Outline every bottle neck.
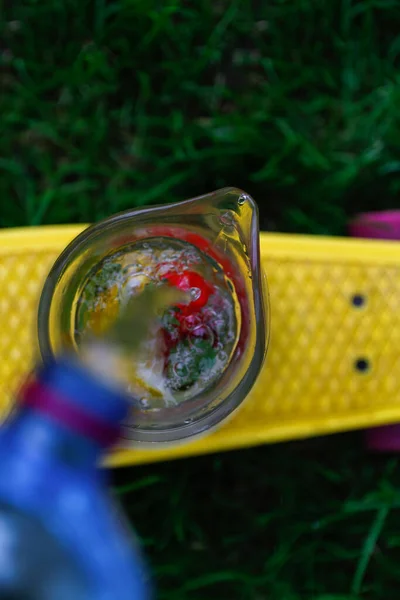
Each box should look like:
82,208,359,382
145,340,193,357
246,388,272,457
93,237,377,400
5,407,104,471
6,357,129,471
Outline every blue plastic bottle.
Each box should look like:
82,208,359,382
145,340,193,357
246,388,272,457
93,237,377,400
0,357,151,599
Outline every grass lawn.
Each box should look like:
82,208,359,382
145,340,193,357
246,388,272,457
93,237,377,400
114,436,400,600
2,0,400,597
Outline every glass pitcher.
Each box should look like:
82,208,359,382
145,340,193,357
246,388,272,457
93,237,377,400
38,187,269,444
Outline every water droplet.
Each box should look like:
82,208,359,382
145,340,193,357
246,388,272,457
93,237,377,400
139,398,150,408
218,351,228,361
184,418,193,424
238,194,248,206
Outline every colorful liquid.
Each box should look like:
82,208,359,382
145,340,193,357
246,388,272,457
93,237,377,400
75,238,240,409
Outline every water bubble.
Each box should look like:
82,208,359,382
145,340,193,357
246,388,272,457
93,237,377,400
183,250,197,264
157,264,171,277
238,194,248,206
189,325,215,349
213,318,225,332
190,287,201,301
203,307,218,321
139,398,150,408
173,362,188,377
122,263,137,274
122,273,153,298
220,212,235,229
183,314,202,331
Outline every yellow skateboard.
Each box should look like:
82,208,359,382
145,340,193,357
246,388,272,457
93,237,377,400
0,225,399,467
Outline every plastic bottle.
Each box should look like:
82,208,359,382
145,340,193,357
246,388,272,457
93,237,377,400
0,356,151,599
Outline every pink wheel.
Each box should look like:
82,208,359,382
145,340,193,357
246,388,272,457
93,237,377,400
349,211,400,452
349,210,400,240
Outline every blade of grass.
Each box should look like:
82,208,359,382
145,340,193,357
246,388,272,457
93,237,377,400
351,505,390,596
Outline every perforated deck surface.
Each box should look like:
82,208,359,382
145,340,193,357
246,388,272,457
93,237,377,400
0,226,399,467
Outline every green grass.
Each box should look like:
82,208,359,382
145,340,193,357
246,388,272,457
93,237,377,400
115,435,400,600
1,0,400,231
2,1,400,598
